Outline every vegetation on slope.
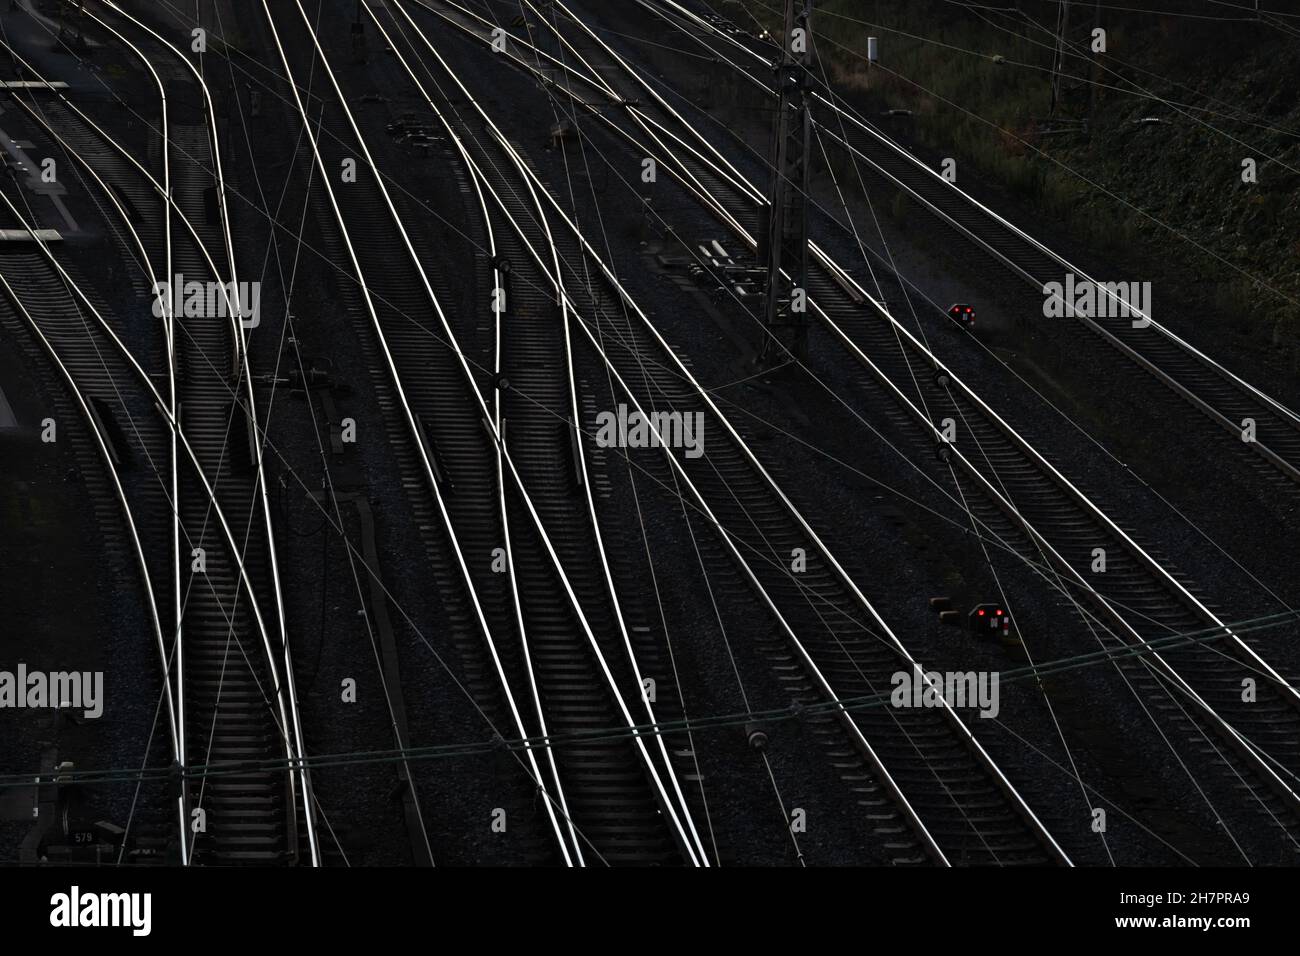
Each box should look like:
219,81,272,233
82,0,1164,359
735,0,1300,358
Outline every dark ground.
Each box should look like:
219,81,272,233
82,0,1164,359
0,0,1296,866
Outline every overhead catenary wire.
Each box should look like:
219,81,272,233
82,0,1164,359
12,0,1300,868
3,605,1295,792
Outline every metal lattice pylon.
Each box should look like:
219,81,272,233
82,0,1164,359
759,0,813,365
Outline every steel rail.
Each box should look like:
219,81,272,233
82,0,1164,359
0,20,308,862
426,0,1300,722
410,0,766,211
639,0,1300,484
279,0,704,864
257,0,575,867
95,0,320,866
0,267,186,859
9,21,443,863
0,26,196,858
262,0,704,865
487,208,587,866
532,3,1300,818
15,2,312,861
427,26,588,867
43,3,188,849
379,0,716,866
404,0,1072,865
520,0,1300,719
595,3,1300,715
0,188,315,858
428,7,1297,716
475,101,586,869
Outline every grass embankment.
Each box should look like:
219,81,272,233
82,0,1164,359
735,0,1300,358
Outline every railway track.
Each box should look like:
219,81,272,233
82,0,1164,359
100,0,317,865
413,0,1300,857
0,199,316,861
263,0,716,865
470,141,703,864
637,0,1300,489
2,0,1294,867
0,244,181,862
0,1,317,864
614,0,1300,839
394,0,1073,866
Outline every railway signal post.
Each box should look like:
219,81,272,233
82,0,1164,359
759,0,813,367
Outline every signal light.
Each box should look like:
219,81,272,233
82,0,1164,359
969,603,1009,639
948,303,976,327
